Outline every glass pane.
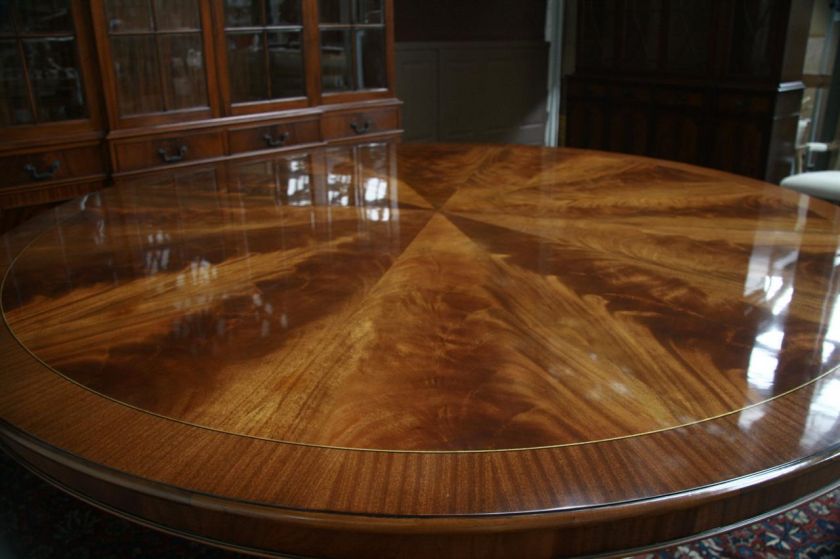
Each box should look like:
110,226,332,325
16,0,73,33
105,0,153,32
153,0,200,31
158,33,208,110
111,35,163,114
266,0,300,26
224,0,261,27
356,28,385,89
268,31,303,98
355,0,382,24
318,0,351,24
0,40,33,125
225,0,300,27
320,29,351,92
24,37,86,121
0,1,13,33
227,31,267,102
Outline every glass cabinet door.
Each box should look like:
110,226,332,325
222,0,306,105
0,0,88,126
103,0,209,117
318,0,386,93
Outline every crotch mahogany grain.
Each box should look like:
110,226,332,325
1,143,839,558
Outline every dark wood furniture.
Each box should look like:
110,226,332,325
0,0,107,213
565,0,813,184
0,0,400,230
2,142,839,558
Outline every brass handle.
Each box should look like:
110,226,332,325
263,132,289,147
157,145,188,163
24,160,60,181
350,120,372,134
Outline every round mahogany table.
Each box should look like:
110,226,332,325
1,143,839,558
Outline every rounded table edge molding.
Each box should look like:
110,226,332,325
3,424,839,558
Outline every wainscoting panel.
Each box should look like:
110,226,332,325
396,42,548,144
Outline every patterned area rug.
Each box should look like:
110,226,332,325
0,449,837,558
630,490,840,559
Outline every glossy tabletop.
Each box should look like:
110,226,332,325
1,143,839,558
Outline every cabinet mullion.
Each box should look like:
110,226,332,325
108,30,204,36
302,0,322,104
10,4,40,124
258,0,268,100
153,36,171,111
350,28,358,90
220,26,301,33
147,1,171,112
263,30,272,99
259,0,267,27
14,38,40,123
2,31,80,38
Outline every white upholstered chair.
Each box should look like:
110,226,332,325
781,171,840,202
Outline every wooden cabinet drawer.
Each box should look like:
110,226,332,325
0,145,105,189
228,118,320,155
112,130,224,173
322,107,399,140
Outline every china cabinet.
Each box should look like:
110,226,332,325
565,0,812,184
0,0,106,215
0,0,400,230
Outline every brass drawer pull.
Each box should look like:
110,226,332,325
263,132,289,147
157,145,188,164
350,120,372,134
23,160,60,181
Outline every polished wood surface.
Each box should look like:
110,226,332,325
1,143,839,558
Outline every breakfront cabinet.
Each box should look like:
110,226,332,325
0,0,106,214
565,0,812,183
0,0,400,228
